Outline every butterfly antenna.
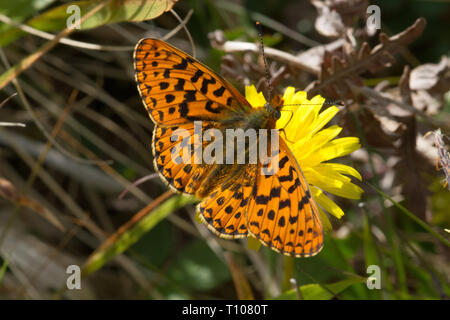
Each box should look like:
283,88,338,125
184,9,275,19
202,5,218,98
256,21,273,102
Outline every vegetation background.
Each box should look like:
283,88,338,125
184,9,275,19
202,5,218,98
0,0,449,299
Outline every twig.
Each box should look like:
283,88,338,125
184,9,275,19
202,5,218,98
118,173,160,200
210,35,319,75
215,1,320,47
0,122,25,127
170,9,196,58
0,13,133,51
0,92,17,109
289,278,303,300
163,9,194,42
0,9,194,52
351,84,450,131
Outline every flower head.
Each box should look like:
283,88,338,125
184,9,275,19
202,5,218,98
245,85,363,230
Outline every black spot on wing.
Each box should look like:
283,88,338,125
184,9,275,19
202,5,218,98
183,164,192,174
279,199,291,210
299,195,309,210
165,94,175,103
279,156,289,169
278,166,295,182
184,90,196,102
255,194,269,205
159,82,169,90
200,77,216,94
270,187,281,198
191,69,204,83
288,178,300,194
179,102,188,117
213,86,225,97
173,58,188,70
163,69,170,78
174,78,185,91
205,101,222,114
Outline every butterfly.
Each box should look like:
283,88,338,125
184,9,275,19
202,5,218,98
133,38,323,257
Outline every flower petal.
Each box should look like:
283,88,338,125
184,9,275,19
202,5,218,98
302,137,361,167
311,187,344,219
292,90,308,105
245,85,266,108
282,86,296,105
318,206,333,234
309,106,339,136
305,167,364,199
291,125,342,161
320,162,363,181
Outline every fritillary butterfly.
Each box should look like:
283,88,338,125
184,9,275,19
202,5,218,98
133,38,324,257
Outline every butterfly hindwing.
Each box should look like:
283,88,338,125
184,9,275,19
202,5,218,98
153,123,215,194
197,164,256,238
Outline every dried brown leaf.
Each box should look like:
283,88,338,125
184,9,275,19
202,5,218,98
314,5,345,38
392,117,432,219
342,108,398,149
307,18,427,99
312,0,369,31
410,56,449,91
409,56,450,114
425,130,450,190
296,38,346,72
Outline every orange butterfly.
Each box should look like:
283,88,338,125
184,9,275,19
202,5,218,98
133,38,323,257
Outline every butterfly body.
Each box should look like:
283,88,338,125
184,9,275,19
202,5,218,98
134,38,324,257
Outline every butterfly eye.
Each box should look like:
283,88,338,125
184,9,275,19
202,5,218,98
274,110,281,119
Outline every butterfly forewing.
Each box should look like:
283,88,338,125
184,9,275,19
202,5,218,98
134,38,250,126
153,123,216,194
246,139,324,257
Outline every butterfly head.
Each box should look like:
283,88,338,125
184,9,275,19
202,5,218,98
264,95,284,120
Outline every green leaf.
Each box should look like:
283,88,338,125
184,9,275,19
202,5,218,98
363,213,379,267
0,0,177,46
167,240,231,292
275,276,366,300
130,220,173,267
362,212,381,299
0,0,56,23
0,0,56,44
83,195,195,275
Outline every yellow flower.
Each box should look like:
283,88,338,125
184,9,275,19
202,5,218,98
245,85,363,231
